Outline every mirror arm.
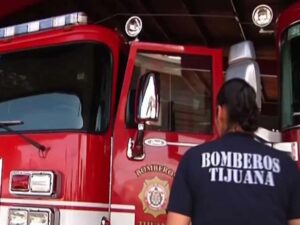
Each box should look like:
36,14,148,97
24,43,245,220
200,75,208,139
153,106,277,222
134,123,145,156
127,123,145,160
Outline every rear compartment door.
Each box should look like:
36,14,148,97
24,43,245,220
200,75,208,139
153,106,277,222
111,42,223,225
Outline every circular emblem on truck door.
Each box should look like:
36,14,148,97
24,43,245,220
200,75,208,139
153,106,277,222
144,138,167,147
138,176,170,218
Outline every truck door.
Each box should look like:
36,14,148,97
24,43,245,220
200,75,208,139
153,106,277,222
111,42,223,225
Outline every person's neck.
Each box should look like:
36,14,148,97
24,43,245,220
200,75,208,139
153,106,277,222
227,125,244,133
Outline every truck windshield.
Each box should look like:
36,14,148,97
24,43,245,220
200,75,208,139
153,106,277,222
0,43,112,132
281,23,300,129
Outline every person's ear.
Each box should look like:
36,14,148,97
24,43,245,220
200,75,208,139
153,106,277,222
216,105,222,133
216,105,228,136
216,105,224,122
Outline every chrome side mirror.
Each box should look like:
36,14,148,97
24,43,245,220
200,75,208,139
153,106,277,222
136,72,160,121
226,41,262,110
127,72,160,160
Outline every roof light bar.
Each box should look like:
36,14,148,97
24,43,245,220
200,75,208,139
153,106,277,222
0,12,87,39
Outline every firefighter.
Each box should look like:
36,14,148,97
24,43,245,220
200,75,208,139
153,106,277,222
167,78,300,225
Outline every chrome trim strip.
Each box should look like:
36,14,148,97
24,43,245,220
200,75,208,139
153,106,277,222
0,198,136,210
1,198,108,208
166,141,198,147
108,136,114,219
144,138,198,148
0,159,2,198
110,204,135,210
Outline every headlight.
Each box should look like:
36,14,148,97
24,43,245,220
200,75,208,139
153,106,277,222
8,208,53,225
8,209,28,225
30,174,52,193
29,211,50,225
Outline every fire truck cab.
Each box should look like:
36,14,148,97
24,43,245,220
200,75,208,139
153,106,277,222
0,2,299,224
277,1,300,167
0,13,224,225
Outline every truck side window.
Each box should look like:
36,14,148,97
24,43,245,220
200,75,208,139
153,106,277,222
0,43,112,133
126,52,213,134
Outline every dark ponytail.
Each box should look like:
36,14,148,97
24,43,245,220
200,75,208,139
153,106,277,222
217,79,259,132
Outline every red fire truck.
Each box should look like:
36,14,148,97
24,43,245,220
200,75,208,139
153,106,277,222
0,2,298,225
277,2,300,168
0,12,223,225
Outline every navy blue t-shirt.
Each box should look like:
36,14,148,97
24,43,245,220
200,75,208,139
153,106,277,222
168,132,300,225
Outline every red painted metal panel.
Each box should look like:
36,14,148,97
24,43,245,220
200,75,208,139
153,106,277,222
276,2,300,47
112,42,223,225
277,2,300,170
0,0,41,19
0,25,122,207
282,129,300,169
0,133,109,202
